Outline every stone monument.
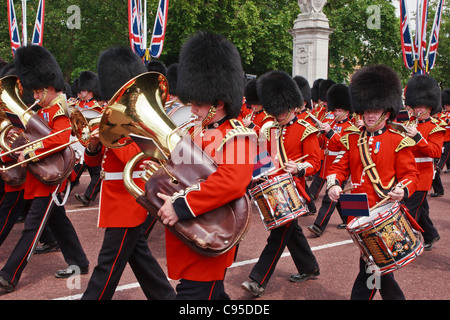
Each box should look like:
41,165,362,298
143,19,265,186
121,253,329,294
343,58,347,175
289,0,333,85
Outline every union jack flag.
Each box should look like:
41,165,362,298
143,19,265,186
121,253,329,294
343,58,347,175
400,0,415,69
7,0,21,57
416,0,429,71
150,0,169,59
426,0,444,71
128,0,146,59
31,0,45,46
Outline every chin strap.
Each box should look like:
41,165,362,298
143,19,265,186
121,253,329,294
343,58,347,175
191,104,218,139
363,111,386,130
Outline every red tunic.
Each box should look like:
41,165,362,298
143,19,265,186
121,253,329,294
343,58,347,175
327,126,419,207
84,143,147,228
167,119,256,281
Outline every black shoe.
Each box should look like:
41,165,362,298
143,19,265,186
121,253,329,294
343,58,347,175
337,223,347,229
424,235,440,251
430,192,444,197
307,224,322,237
74,194,90,206
35,241,60,254
241,280,265,297
55,266,89,278
0,275,15,293
289,268,320,283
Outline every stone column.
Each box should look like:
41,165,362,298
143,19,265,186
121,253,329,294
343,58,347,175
289,0,333,85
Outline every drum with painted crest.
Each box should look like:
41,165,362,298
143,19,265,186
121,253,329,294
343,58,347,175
346,201,424,275
249,173,307,231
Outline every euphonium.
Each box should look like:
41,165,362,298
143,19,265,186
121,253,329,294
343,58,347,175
99,72,251,256
0,76,75,185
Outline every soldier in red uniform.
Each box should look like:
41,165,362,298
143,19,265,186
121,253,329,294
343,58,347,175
241,70,320,297
80,47,175,300
431,89,450,196
0,45,89,293
403,75,445,251
154,32,256,300
327,64,419,300
308,84,359,236
73,71,103,207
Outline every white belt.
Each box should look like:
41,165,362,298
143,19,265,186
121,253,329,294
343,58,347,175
414,157,433,163
101,170,145,181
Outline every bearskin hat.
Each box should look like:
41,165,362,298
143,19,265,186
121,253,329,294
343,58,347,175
318,79,336,102
97,47,147,101
244,78,259,105
327,84,352,112
257,70,303,117
405,75,441,115
442,89,450,107
14,45,65,92
311,78,324,103
78,71,101,99
293,75,311,108
177,31,245,118
146,60,167,76
71,78,80,95
166,63,178,95
349,64,402,121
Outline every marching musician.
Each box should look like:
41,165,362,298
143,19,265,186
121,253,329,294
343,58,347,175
0,45,89,293
81,47,175,300
73,71,103,207
153,31,257,300
308,84,359,237
431,89,450,196
241,70,320,297
327,64,419,300
403,75,445,251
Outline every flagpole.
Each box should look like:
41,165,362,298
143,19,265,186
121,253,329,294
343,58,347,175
21,0,27,45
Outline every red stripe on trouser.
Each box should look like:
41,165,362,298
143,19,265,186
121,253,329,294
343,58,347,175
208,281,217,300
317,201,333,227
11,197,53,283
87,178,101,199
260,226,289,285
0,192,21,236
412,193,426,221
99,229,128,300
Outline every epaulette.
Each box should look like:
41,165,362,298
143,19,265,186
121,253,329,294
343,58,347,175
217,119,257,152
339,131,359,150
297,119,319,141
429,123,447,135
395,135,416,152
262,113,275,122
52,95,70,121
343,124,361,133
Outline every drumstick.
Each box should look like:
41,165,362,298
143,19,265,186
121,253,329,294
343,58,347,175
369,180,412,211
339,186,354,194
268,154,309,176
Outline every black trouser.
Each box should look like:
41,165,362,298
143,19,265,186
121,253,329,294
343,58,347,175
0,190,26,246
249,219,318,288
82,224,175,300
313,188,345,231
404,191,439,243
0,195,89,286
175,279,229,300
84,165,101,201
350,258,405,300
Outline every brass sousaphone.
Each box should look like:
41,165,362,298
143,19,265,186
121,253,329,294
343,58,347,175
0,76,75,185
99,72,252,256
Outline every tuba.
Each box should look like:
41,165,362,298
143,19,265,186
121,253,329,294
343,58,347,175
99,72,251,257
0,76,75,185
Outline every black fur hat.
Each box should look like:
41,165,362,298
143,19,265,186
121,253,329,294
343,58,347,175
177,31,245,118
14,45,65,92
97,47,147,101
327,84,352,112
349,64,402,121
244,78,259,105
318,79,336,102
166,63,178,95
293,75,311,109
442,89,450,106
405,75,441,115
257,70,303,117
146,60,167,76
311,78,324,102
78,70,101,99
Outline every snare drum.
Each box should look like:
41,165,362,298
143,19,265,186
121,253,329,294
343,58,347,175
346,201,423,275
249,173,307,231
